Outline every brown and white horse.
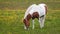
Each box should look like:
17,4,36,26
23,3,47,30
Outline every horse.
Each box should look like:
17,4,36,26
23,3,47,30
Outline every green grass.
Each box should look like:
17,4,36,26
0,9,60,34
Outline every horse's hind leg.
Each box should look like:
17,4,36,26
39,15,46,28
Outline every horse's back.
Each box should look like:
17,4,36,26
24,3,47,19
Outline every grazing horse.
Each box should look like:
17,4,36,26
23,3,47,30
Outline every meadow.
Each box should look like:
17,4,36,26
0,9,60,34
0,0,60,34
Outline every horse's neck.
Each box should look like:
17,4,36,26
24,14,31,21
26,14,31,21
24,4,37,19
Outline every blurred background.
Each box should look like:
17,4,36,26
0,0,60,10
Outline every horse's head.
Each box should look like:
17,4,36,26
23,14,31,30
23,19,30,29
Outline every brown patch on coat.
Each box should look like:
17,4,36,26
26,14,31,20
23,14,31,28
23,19,30,28
32,12,39,19
23,12,39,29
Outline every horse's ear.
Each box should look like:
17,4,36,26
23,19,26,23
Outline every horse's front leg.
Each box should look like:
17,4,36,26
24,25,27,29
32,19,35,29
39,15,46,28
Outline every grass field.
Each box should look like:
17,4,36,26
0,9,60,34
0,0,60,34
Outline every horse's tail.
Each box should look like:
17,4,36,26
44,5,48,14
